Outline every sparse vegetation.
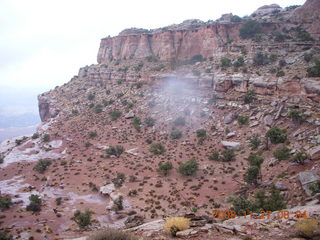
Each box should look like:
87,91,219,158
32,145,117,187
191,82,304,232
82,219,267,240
33,159,52,173
164,217,190,236
145,117,155,127
88,131,98,138
170,130,182,139
109,110,122,121
208,151,220,161
26,194,42,212
288,109,307,124
266,127,287,144
42,133,50,142
73,209,93,229
88,93,95,100
273,146,291,160
220,57,231,68
237,115,249,126
158,162,173,176
132,117,141,131
253,52,269,66
291,151,309,165
309,180,320,196
88,228,137,240
0,195,12,210
307,59,320,77
221,149,236,162
32,133,39,139
149,143,165,155
178,158,198,176
106,146,125,158
248,133,261,150
294,218,320,239
244,90,256,104
112,172,125,188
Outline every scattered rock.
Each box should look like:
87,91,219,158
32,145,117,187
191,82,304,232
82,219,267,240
125,111,135,119
226,132,236,138
224,113,235,124
125,214,145,228
264,115,274,126
221,141,241,151
176,229,198,237
99,183,115,195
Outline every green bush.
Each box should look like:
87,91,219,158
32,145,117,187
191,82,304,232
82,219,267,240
158,162,173,176
233,57,245,67
239,19,262,39
288,109,307,124
170,130,182,139
88,228,137,240
109,110,122,121
112,196,124,212
88,93,95,100
174,117,186,126
145,117,155,127
244,90,256,104
253,52,269,66
0,231,12,240
134,62,144,72
273,146,291,160
291,151,309,165
221,149,236,162
304,53,313,62
178,158,198,176
266,127,287,144
190,54,205,64
0,196,12,210
248,134,261,150
0,154,4,164
88,131,97,138
247,153,264,168
307,59,320,77
132,117,141,131
33,159,52,173
73,209,93,229
237,115,249,126
26,194,42,212
112,172,126,188
32,133,39,139
196,129,206,138
208,151,220,161
107,146,125,158
309,180,320,196
245,166,260,185
276,70,285,77
220,57,231,67
229,196,257,216
149,143,165,155
42,134,50,142
94,104,103,113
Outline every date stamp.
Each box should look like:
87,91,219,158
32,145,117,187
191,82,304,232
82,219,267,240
211,209,309,220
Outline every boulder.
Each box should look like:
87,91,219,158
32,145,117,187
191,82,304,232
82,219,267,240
125,214,145,228
263,115,274,126
224,113,235,124
298,171,320,196
253,4,282,16
221,141,241,151
99,183,115,195
176,229,198,237
307,145,320,160
125,111,135,119
226,132,236,139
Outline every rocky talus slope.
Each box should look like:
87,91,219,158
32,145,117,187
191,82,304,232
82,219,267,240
1,0,320,239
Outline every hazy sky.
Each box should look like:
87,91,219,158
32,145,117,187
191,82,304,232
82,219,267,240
0,0,306,93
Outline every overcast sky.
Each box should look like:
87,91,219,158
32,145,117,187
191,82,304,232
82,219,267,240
0,0,306,94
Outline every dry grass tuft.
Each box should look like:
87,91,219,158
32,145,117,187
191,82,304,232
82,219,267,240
164,216,190,236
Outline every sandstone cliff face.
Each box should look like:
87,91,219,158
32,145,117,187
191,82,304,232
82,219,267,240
97,23,242,63
38,94,59,122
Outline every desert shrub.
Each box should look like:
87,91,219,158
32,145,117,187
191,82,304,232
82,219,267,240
266,127,287,144
73,209,93,229
233,57,245,67
106,146,125,158
220,57,231,67
146,56,159,62
174,117,186,126
0,154,4,164
294,218,320,239
0,231,12,240
118,66,128,72
132,82,143,89
33,159,52,173
273,31,287,42
196,129,206,138
246,153,264,168
94,104,103,113
244,90,256,104
158,162,173,176
231,15,242,22
221,149,236,162
133,62,144,72
145,117,155,127
106,89,111,95
42,134,50,142
237,115,249,126
164,217,190,236
291,151,309,165
32,133,39,139
297,30,313,41
88,131,97,138
288,109,307,124
0,196,12,210
304,53,313,62
112,196,124,212
151,64,165,71
88,228,137,240
307,59,320,77
276,70,285,77
149,143,165,155
253,52,269,66
109,110,122,121
264,185,286,211
190,54,205,64
245,166,260,185
248,133,261,150
116,92,124,98
309,180,320,196
55,197,62,206
103,99,114,106
26,194,42,212
178,158,198,176
170,130,182,140
229,197,257,216
88,93,95,100
239,19,262,39
132,117,141,131
208,151,220,161
273,146,291,160
112,172,125,188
